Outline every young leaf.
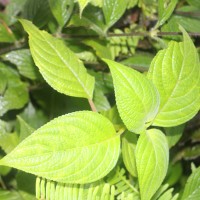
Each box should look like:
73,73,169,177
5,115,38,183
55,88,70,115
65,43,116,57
48,0,74,27
0,111,120,184
148,27,200,127
103,0,128,31
19,19,95,99
77,0,90,16
136,129,169,200
181,166,200,200
103,59,159,134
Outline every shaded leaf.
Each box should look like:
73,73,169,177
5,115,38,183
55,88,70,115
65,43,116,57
0,111,120,184
181,166,200,200
20,19,95,99
136,129,169,200
104,59,159,134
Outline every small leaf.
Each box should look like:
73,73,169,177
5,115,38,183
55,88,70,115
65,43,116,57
19,19,95,99
157,0,178,28
103,59,159,134
136,129,169,200
148,26,200,127
48,0,74,27
0,111,120,184
3,49,40,80
103,0,128,31
122,131,137,177
181,166,200,200
77,0,90,16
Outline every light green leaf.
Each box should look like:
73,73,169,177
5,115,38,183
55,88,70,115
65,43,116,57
3,49,40,80
0,23,15,43
0,111,120,184
157,0,178,28
122,131,137,177
148,27,200,127
48,0,74,27
181,166,200,200
103,0,128,31
136,129,169,200
0,189,22,200
103,59,159,134
19,19,95,99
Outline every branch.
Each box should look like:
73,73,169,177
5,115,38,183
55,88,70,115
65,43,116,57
88,99,97,112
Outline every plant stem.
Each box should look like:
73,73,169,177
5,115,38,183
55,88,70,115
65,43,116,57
0,176,6,189
88,99,97,112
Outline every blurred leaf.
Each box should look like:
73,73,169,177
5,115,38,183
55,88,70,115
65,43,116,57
186,0,200,8
22,0,52,28
148,27,200,127
0,111,120,184
104,59,159,134
0,63,29,117
77,0,90,16
3,49,40,80
122,131,137,177
165,124,185,148
103,0,127,31
0,156,10,176
48,0,74,27
120,53,154,70
181,166,200,200
127,0,138,9
0,23,15,43
184,144,200,160
136,129,169,200
157,0,178,28
83,40,112,59
93,88,110,111
0,189,22,200
20,19,95,99
17,116,34,142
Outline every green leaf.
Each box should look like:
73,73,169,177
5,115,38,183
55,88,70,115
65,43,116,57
77,0,91,16
48,0,74,27
0,63,29,117
103,59,159,134
0,189,22,200
165,124,185,148
148,27,200,127
0,23,15,43
157,0,178,28
3,49,40,80
122,131,137,177
22,0,52,28
0,111,120,184
181,166,200,200
19,19,95,99
103,0,127,31
136,129,169,200
186,0,200,8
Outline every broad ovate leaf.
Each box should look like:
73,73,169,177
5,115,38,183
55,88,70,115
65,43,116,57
0,111,120,184
136,129,169,200
148,27,200,127
181,166,200,200
103,59,159,134
19,19,94,99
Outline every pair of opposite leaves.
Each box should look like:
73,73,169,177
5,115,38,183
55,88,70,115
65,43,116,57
0,19,199,200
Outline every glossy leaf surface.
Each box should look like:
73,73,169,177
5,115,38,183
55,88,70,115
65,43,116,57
136,129,169,200
148,27,200,127
104,59,159,134
20,19,95,99
0,111,120,184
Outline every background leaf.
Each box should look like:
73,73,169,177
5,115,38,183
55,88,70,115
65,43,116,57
181,166,200,200
0,111,120,184
20,19,95,99
104,59,159,134
148,27,200,127
136,129,169,200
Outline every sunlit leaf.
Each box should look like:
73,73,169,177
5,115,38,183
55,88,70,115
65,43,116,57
19,19,95,99
136,129,169,200
148,26,200,127
104,59,159,134
0,111,120,184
